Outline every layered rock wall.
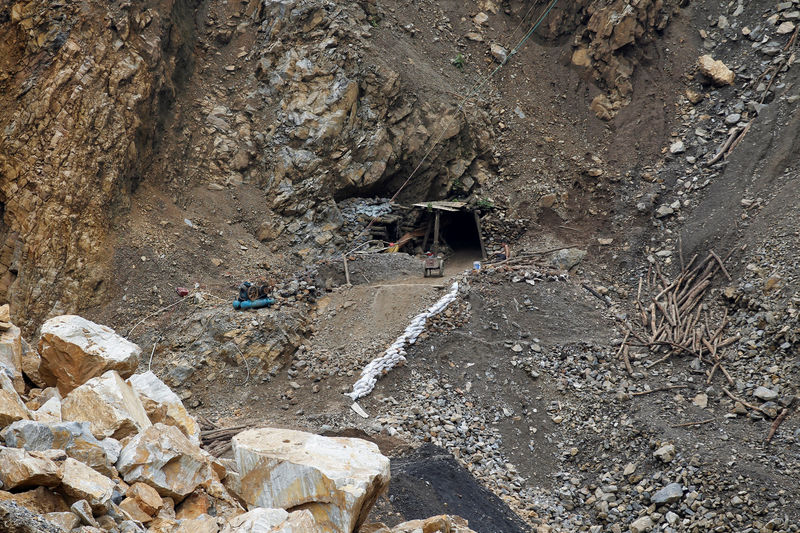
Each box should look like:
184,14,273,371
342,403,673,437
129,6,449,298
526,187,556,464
0,0,196,328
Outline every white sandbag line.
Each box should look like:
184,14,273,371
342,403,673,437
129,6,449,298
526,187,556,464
347,281,460,401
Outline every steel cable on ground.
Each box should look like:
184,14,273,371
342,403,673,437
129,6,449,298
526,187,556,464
342,0,561,255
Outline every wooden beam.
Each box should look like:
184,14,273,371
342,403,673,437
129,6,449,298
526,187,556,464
473,210,488,261
433,210,440,256
422,216,433,252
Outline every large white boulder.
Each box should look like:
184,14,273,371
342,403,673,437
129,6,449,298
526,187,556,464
232,428,390,532
61,370,151,439
116,423,214,501
38,315,141,393
220,508,321,533
127,371,200,444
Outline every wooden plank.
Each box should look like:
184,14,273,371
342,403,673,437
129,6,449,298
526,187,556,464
473,210,488,261
412,201,466,212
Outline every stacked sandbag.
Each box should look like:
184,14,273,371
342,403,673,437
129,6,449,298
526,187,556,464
348,281,460,400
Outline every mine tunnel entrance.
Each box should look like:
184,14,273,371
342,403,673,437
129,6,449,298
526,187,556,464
439,210,483,253
413,202,487,261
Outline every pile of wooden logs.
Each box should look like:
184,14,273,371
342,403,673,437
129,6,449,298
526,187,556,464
198,416,247,457
619,248,739,385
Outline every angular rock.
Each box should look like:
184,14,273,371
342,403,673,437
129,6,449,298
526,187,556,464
61,371,151,439
777,21,796,35
365,515,476,533
118,520,147,533
669,140,685,154
126,482,163,516
1,420,112,475
32,397,62,424
651,482,683,504
653,443,676,463
490,43,507,63
550,248,586,271
20,338,46,389
116,423,214,501
119,497,153,523
754,386,778,401
220,508,320,533
38,315,141,394
0,447,61,489
60,458,116,511
176,491,211,520
697,55,735,86
0,486,69,515
45,512,81,531
175,514,220,533
0,322,24,394
0,388,30,427
232,428,390,532
127,372,200,444
70,500,98,527
655,205,674,218
630,516,654,533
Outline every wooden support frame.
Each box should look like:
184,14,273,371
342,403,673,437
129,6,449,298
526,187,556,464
422,216,433,252
432,211,441,256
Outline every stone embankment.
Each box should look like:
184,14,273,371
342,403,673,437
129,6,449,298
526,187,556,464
0,306,473,533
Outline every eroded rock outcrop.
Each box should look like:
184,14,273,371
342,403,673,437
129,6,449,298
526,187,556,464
544,0,680,118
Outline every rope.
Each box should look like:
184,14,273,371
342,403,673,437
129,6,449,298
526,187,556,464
343,0,561,255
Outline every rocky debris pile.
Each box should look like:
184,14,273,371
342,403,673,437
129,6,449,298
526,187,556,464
337,198,395,242
556,0,681,118
511,335,800,532
622,0,800,412
0,311,479,533
637,0,800,226
479,211,529,254
370,368,536,524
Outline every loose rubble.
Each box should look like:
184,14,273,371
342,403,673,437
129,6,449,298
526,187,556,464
0,311,477,532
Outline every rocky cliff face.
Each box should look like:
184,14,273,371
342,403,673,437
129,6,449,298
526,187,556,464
1,0,498,327
252,0,495,210
0,0,196,329
534,0,679,117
